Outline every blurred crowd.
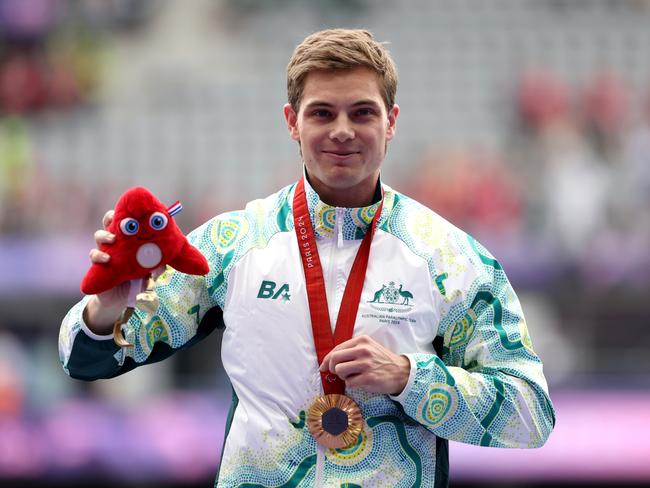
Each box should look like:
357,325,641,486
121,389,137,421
1,1,650,290
0,0,153,236
403,68,650,288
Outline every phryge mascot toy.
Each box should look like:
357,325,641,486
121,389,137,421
81,187,209,347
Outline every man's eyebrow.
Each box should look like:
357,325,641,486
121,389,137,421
303,99,382,108
303,101,334,109
351,99,382,107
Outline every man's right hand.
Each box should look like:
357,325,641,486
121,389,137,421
83,210,129,335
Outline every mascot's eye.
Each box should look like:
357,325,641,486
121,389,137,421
149,212,168,230
120,218,139,236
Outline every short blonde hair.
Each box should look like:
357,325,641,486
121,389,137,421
287,28,398,112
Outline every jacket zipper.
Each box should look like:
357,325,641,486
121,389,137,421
314,443,326,486
336,208,344,249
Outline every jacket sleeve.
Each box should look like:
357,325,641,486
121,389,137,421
59,221,223,380
392,235,555,448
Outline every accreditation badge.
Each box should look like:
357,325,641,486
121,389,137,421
307,393,363,449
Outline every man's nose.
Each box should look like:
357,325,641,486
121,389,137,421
329,115,355,142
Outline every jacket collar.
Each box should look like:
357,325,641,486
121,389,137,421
298,170,388,241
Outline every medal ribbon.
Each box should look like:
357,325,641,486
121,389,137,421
293,177,383,395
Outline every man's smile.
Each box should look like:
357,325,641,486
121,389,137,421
321,149,361,160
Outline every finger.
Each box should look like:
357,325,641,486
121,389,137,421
320,347,347,372
102,210,115,230
320,336,378,372
94,229,115,246
89,248,110,264
346,370,386,392
97,280,129,300
320,336,370,368
334,358,368,380
320,346,366,372
343,373,368,389
333,335,371,350
326,335,374,358
329,346,366,367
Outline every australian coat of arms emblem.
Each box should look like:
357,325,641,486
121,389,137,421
368,281,414,311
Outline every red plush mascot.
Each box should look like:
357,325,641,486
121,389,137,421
81,187,209,347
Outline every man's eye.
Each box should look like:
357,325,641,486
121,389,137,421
312,109,331,118
355,108,374,117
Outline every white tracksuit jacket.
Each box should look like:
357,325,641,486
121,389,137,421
60,178,555,487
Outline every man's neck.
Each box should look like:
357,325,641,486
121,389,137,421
304,173,382,208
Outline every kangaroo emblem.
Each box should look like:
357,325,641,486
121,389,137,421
369,284,386,303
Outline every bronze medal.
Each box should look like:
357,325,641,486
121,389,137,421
307,394,363,449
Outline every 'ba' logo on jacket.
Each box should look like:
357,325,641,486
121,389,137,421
257,280,291,302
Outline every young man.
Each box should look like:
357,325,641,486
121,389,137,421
60,29,555,487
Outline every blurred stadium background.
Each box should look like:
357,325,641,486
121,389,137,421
1,0,650,487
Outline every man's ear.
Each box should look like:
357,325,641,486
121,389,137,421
283,103,300,141
386,104,399,141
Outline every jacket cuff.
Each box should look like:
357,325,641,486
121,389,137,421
390,353,458,427
80,300,116,341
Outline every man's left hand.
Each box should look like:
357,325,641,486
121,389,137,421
320,335,410,396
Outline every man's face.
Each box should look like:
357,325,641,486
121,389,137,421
284,67,399,207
